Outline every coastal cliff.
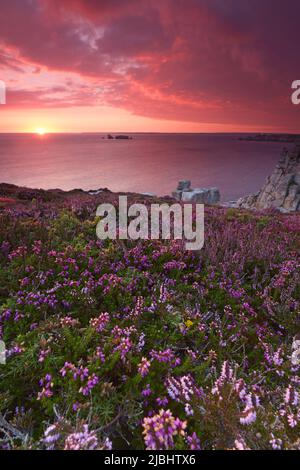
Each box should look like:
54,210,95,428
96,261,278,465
237,145,300,212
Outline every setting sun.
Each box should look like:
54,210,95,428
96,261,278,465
35,128,46,136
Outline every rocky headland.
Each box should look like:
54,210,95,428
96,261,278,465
237,145,300,212
238,133,300,143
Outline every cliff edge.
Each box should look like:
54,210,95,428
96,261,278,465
237,145,300,212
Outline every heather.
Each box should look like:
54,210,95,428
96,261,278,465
0,190,299,450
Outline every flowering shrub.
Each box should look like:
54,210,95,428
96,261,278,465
142,409,187,450
0,196,299,450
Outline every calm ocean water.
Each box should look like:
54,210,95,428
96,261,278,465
0,133,293,201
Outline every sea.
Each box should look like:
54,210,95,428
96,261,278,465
0,133,293,202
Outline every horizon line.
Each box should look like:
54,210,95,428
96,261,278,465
0,130,299,135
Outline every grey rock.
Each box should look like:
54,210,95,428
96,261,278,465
181,187,220,205
88,189,103,195
172,190,183,201
221,201,238,208
237,145,300,212
172,180,220,205
177,180,191,191
206,187,220,205
181,189,207,203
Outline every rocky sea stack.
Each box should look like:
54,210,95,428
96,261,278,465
237,145,300,212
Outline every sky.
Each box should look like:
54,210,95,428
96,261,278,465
0,0,299,133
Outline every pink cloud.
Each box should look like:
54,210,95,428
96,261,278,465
0,0,299,131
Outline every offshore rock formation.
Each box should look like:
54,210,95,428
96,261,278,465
172,180,220,205
237,145,300,212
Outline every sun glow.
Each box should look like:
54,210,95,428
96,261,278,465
35,128,47,136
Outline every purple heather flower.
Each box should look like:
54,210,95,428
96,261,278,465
37,374,54,400
234,438,249,450
142,384,152,397
240,405,257,426
156,397,169,406
64,425,98,450
43,423,61,450
184,403,194,416
79,373,99,396
6,344,24,358
138,357,151,377
114,336,132,362
284,385,299,406
89,312,110,332
38,348,51,363
187,432,201,450
60,316,79,328
95,347,105,362
142,409,187,450
270,435,282,450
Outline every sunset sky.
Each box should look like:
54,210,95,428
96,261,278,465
0,0,299,133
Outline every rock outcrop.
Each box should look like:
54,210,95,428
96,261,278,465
172,180,220,205
237,145,300,212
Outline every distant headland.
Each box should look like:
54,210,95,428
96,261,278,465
238,133,300,143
